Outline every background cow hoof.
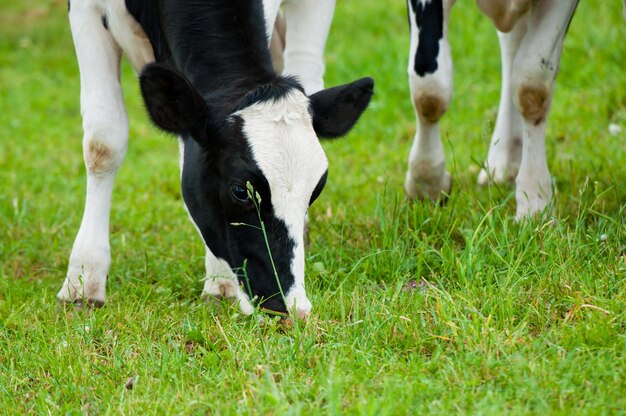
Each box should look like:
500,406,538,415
515,174,553,220
515,194,552,221
404,170,452,203
477,164,517,186
58,297,105,310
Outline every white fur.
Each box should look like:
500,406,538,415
98,0,155,72
59,0,134,304
263,0,335,94
61,0,253,312
201,248,255,316
510,0,578,219
236,91,328,318
477,22,526,186
478,0,577,218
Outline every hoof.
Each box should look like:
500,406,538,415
58,297,105,310
405,173,452,205
478,166,516,186
404,167,452,204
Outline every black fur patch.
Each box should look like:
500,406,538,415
409,0,443,76
236,76,304,111
125,0,275,96
308,77,374,139
101,15,108,30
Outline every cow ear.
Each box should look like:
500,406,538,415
309,77,374,139
139,64,209,135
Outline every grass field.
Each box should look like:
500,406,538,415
1,0,625,414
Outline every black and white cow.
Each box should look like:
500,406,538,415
405,0,579,219
263,1,592,219
58,0,374,318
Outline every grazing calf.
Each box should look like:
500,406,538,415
405,0,579,219
58,0,374,318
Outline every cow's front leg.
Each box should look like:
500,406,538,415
478,21,527,186
201,247,255,315
58,3,127,306
511,0,578,219
405,0,454,202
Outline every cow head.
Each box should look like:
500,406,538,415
139,64,373,317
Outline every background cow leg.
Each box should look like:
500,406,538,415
269,12,286,73
478,19,527,186
282,0,335,95
263,0,285,72
405,0,454,202
58,3,127,306
511,0,578,219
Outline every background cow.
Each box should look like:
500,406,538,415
405,0,579,219
265,0,597,219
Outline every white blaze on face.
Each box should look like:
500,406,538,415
236,90,328,317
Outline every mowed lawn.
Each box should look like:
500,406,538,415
1,0,625,414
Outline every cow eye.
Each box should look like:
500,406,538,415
231,184,249,202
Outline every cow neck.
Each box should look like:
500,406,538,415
159,0,276,102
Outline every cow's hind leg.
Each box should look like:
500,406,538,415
58,3,127,306
405,0,454,202
478,20,527,186
510,0,578,219
282,0,335,95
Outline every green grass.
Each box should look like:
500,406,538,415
1,1,625,414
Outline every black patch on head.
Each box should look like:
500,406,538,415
409,0,443,76
101,15,108,30
67,0,70,12
236,76,304,111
